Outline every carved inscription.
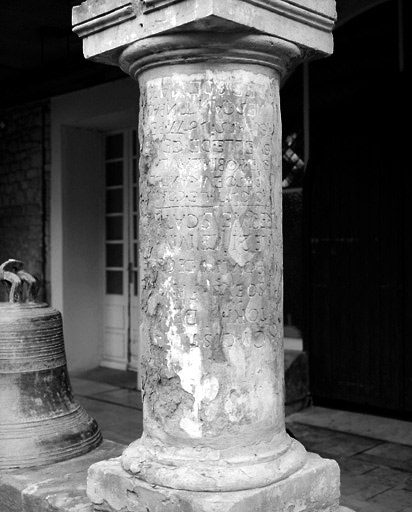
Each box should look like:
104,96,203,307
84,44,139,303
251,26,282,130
141,71,282,356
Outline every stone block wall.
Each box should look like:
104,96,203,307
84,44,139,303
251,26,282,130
0,101,51,302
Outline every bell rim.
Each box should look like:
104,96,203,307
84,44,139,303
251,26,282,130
0,406,103,470
0,301,53,310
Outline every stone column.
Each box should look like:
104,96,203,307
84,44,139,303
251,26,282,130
119,35,306,493
73,2,339,511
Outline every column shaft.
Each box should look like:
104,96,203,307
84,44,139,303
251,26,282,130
141,65,283,443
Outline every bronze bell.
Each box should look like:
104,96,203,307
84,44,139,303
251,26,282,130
0,259,102,469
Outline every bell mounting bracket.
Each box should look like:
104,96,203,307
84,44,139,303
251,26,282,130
0,259,39,303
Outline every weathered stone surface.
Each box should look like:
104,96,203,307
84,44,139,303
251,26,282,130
0,440,124,512
88,452,340,512
117,54,311,493
139,66,283,447
72,0,336,65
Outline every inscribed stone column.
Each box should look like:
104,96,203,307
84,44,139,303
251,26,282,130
72,2,339,511
120,35,309,492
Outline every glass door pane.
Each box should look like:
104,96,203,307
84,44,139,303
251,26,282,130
102,132,129,369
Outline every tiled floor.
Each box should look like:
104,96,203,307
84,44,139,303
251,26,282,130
72,368,143,445
71,367,412,512
287,409,412,511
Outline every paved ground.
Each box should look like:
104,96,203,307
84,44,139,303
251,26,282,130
287,409,412,512
71,367,412,512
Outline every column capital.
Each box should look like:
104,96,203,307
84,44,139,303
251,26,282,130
72,0,336,66
119,33,302,80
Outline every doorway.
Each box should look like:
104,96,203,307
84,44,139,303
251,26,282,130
305,74,411,417
102,129,140,373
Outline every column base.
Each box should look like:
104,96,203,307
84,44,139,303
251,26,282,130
121,432,308,492
87,452,340,512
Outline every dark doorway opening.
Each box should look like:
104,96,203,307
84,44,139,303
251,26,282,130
304,2,411,418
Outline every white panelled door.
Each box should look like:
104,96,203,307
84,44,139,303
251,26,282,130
102,130,140,377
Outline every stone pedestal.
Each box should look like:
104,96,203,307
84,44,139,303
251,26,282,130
88,453,339,512
72,1,338,511
0,440,124,512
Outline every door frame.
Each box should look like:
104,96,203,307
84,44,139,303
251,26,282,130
102,128,140,372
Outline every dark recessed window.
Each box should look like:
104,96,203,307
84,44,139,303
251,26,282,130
106,271,123,295
106,133,123,160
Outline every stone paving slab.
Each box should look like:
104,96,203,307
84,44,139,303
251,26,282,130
69,378,119,397
287,407,412,447
341,495,388,512
287,412,412,512
368,488,412,511
90,387,143,410
288,423,381,458
363,442,412,462
72,368,137,390
75,395,143,446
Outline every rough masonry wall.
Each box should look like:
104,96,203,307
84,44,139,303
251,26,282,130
0,101,50,301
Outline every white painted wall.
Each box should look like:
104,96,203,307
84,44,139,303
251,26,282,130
50,78,139,371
